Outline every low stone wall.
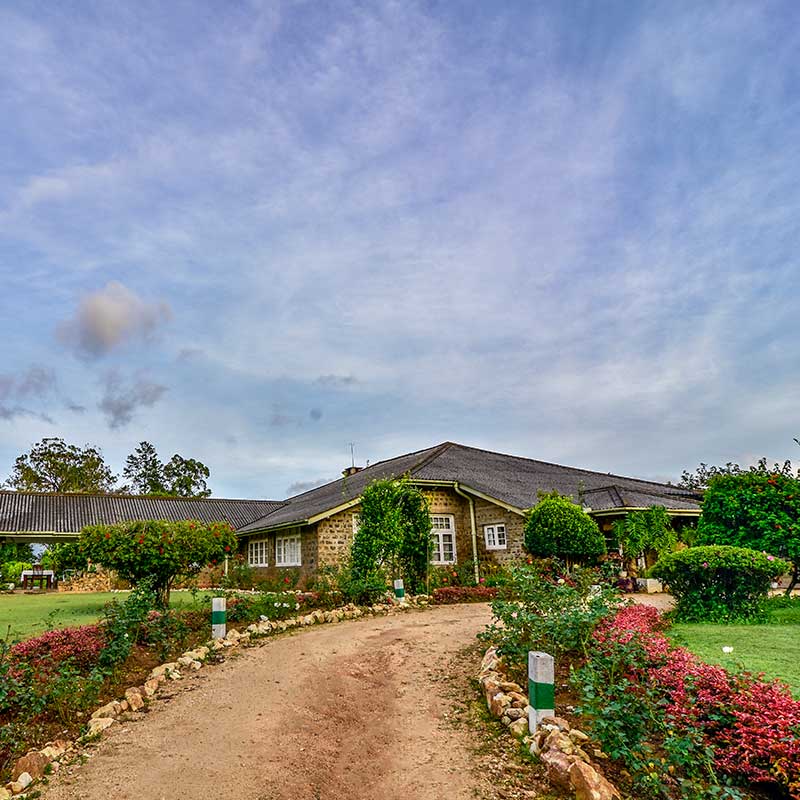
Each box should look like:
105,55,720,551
57,571,113,593
3,595,430,797
477,646,621,800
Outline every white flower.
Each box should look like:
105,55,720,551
295,603,300,610
722,646,734,654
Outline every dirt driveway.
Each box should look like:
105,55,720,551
42,604,496,800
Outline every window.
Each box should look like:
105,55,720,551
431,514,456,564
276,534,302,567
247,539,269,567
352,513,361,535
484,523,507,550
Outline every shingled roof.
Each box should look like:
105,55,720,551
237,442,700,533
0,491,283,535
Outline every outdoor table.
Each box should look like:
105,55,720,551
20,570,55,590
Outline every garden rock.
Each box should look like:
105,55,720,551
508,718,529,739
91,701,121,720
124,689,145,711
505,707,526,721
150,663,179,679
12,751,49,781
143,678,161,696
541,748,575,790
0,788,11,800
88,717,116,735
541,715,571,731
569,759,621,800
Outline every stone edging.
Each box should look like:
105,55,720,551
477,646,621,800
3,595,430,798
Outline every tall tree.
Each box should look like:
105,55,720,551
163,455,211,498
123,441,168,495
6,437,117,493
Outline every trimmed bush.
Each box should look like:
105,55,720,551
650,545,788,622
524,492,605,564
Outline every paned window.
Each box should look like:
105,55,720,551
275,535,302,567
483,523,507,550
352,513,361,535
431,514,456,564
247,539,269,567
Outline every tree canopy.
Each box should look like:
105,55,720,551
5,437,117,493
678,458,799,490
123,442,211,497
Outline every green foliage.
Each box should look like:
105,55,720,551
123,441,211,497
697,470,800,590
480,563,619,679
79,519,236,606
613,506,678,561
163,455,211,498
523,492,605,565
6,437,117,493
650,545,789,622
351,477,431,593
0,543,34,564
1,561,31,584
40,542,87,575
679,457,798,490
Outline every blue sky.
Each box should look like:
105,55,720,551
1,1,799,499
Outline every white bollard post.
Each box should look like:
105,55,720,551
212,596,227,639
393,578,406,603
528,651,555,734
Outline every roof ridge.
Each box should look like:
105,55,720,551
442,442,682,491
407,441,454,476
0,490,282,504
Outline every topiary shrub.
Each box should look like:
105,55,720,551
649,545,789,622
524,492,605,565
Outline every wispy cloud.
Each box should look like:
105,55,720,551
98,370,168,429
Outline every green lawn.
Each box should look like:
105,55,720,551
669,601,800,696
0,591,216,641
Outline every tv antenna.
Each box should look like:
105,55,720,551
348,442,356,468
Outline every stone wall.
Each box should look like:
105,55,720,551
473,497,526,563
317,508,360,567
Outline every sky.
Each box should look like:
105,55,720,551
1,0,799,500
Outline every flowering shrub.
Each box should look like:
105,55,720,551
80,519,238,607
585,604,800,798
650,545,789,621
431,586,498,604
10,624,105,671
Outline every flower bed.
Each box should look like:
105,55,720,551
590,604,800,798
431,585,498,604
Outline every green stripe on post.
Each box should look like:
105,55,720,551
529,679,555,710
211,610,226,625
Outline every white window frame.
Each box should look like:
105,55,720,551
352,513,361,535
483,523,507,551
247,538,269,567
431,514,456,564
275,534,302,567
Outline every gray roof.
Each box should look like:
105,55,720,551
0,491,283,534
237,442,700,533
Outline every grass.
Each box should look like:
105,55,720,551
669,598,800,696
0,590,216,641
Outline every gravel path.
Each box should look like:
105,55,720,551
42,604,494,800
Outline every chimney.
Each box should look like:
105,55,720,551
342,466,363,477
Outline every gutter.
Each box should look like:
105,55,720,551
453,482,480,584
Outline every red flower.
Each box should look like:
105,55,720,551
104,532,110,539
283,577,290,584
451,571,457,577
224,545,231,552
